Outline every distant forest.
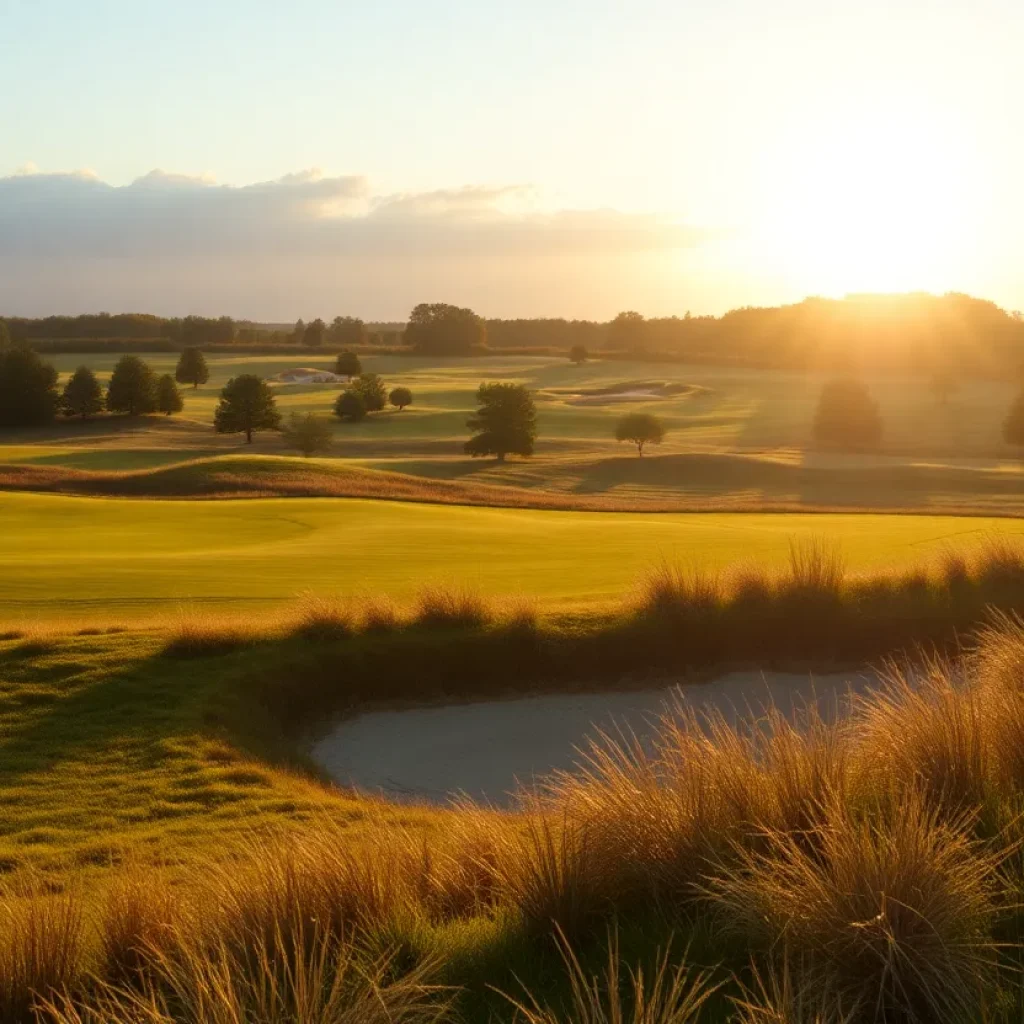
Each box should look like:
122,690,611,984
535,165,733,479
4,293,1023,374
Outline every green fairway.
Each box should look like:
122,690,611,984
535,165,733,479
2,491,1023,622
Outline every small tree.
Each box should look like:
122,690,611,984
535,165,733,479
1003,391,1024,447
350,372,387,412
615,412,665,456
156,374,184,416
214,374,280,443
569,344,588,365
465,382,536,462
106,355,157,416
389,386,413,411
812,377,883,449
335,350,362,379
335,389,367,422
281,412,334,457
0,346,60,427
304,318,326,347
61,366,103,420
175,347,209,389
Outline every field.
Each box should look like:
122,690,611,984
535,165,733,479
2,352,1024,518
6,349,1024,1021
3,492,1024,623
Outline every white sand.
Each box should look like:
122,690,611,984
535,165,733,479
310,669,880,807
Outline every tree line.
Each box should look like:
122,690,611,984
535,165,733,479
8,292,1024,374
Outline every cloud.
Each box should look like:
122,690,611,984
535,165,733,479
0,168,709,319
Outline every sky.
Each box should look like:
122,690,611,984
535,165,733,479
1,0,1023,321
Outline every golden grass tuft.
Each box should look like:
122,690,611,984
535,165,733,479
414,584,491,629
705,795,1000,1022
161,606,257,658
290,591,354,641
0,888,83,1023
502,927,720,1024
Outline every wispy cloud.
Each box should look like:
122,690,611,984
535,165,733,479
0,169,709,319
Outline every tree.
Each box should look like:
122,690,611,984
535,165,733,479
291,319,305,344
569,344,588,365
464,382,536,462
0,346,60,427
0,320,10,351
330,316,368,347
334,350,362,379
61,366,103,420
404,303,486,355
156,374,184,416
334,389,367,422
608,311,648,352
350,372,386,412
106,355,157,416
281,412,334,457
303,318,326,347
214,374,280,443
1003,391,1024,447
175,347,209,389
812,378,883,449
615,412,665,456
389,386,413,411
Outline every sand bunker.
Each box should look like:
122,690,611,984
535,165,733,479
545,381,707,406
310,668,879,806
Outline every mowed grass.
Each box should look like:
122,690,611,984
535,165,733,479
2,491,1024,622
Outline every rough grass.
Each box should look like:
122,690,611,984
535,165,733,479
9,618,1024,1020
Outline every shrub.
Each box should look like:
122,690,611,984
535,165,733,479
0,346,60,427
106,355,158,416
61,365,103,420
389,386,413,410
213,374,280,443
334,349,362,378
335,389,367,422
615,412,665,456
156,374,184,415
281,412,333,457
812,377,882,449
174,347,209,389
349,372,387,412
465,382,537,462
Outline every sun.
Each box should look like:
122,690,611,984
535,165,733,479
752,103,982,297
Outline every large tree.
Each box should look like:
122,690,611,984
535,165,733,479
303,318,326,347
329,317,368,347
812,377,883,449
175,347,209,389
281,412,334,457
0,346,60,427
156,374,184,415
615,412,665,456
404,303,486,355
607,311,649,352
106,355,158,416
349,372,387,412
334,350,362,379
334,389,367,422
61,365,103,420
464,382,536,462
214,374,280,443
